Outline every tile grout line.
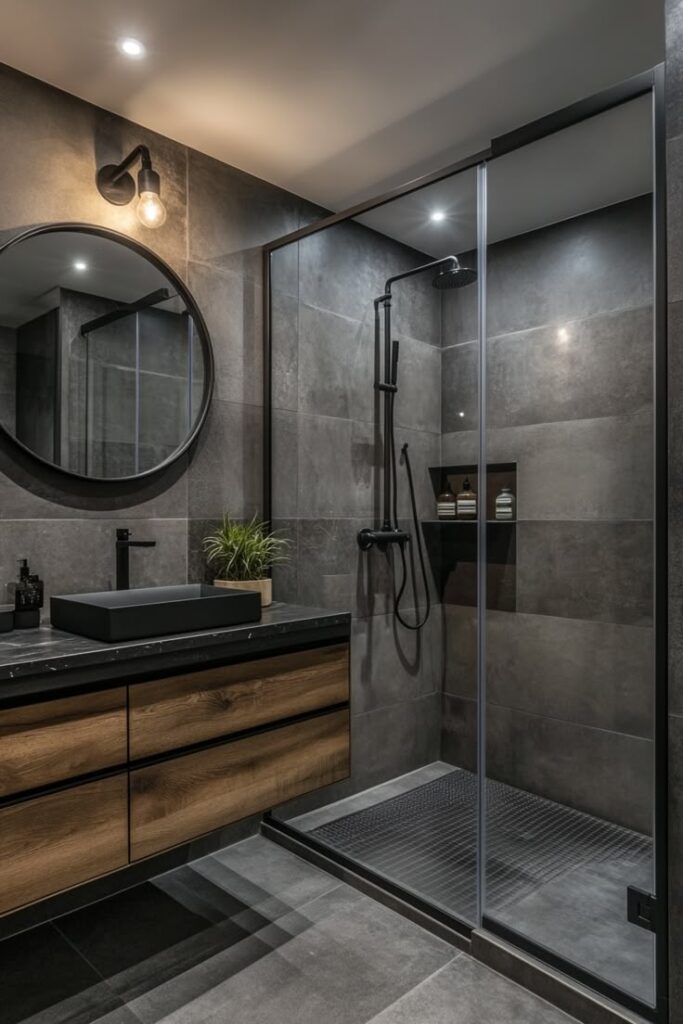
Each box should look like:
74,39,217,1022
358,953,464,1024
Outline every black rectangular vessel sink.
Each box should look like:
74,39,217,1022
50,584,262,643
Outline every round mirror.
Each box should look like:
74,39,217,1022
0,224,213,480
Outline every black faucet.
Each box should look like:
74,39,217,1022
115,528,156,590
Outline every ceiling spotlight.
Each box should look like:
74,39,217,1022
73,260,88,272
430,210,446,223
458,411,465,418
557,327,569,343
96,145,167,228
119,38,145,58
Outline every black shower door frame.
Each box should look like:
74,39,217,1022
261,64,668,1023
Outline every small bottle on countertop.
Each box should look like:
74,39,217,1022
13,559,43,629
495,486,516,521
456,478,477,520
437,481,457,519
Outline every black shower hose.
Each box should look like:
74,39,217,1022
388,391,431,630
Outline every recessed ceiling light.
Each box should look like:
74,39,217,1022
119,38,145,58
557,327,569,342
73,260,88,271
430,210,446,223
458,411,465,418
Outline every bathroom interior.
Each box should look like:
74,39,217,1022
0,4,679,1024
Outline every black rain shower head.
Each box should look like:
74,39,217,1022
432,261,477,289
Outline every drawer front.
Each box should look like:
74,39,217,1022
0,689,127,798
130,708,350,860
0,774,128,915
129,644,349,759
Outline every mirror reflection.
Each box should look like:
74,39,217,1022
0,228,209,479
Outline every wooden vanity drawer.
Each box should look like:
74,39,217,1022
0,688,127,798
130,708,350,860
129,644,349,759
0,774,128,915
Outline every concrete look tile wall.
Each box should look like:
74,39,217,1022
666,0,683,1015
270,217,444,805
0,62,314,609
441,196,655,834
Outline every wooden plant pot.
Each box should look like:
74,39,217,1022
213,578,272,607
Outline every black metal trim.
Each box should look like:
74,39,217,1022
263,811,473,939
79,287,171,335
263,247,272,533
491,68,655,157
652,60,669,1024
482,916,657,1022
0,222,215,483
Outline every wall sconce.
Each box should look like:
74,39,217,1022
96,145,167,228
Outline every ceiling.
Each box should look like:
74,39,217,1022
0,0,664,213
359,93,653,256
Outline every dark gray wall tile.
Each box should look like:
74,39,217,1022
487,704,653,833
188,400,262,519
443,305,652,434
668,135,683,304
517,520,653,626
297,415,374,518
352,610,442,714
394,335,441,434
272,409,298,519
271,290,299,412
187,148,299,273
187,261,262,407
352,694,441,791
487,610,653,738
441,694,477,772
298,305,374,422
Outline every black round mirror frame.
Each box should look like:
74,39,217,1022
0,222,215,484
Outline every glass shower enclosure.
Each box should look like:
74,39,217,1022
263,69,666,1022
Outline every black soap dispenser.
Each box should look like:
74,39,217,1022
13,559,43,629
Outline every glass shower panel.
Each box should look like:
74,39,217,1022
82,315,137,477
482,95,656,1007
269,165,483,927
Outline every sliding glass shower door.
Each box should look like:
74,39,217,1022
481,94,658,1010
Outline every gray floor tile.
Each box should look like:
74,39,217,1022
366,955,575,1023
129,885,455,1024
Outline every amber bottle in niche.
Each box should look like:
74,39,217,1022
437,481,457,519
456,478,477,520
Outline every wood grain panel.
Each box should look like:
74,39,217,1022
0,689,127,798
129,644,349,759
0,775,128,915
130,709,350,860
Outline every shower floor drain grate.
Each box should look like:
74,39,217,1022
309,769,652,921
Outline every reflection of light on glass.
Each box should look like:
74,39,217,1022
73,260,88,271
557,327,569,343
458,411,465,418
430,210,446,223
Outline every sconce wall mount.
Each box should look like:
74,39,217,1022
97,145,167,227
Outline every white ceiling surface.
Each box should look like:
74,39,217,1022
0,0,663,212
360,94,653,257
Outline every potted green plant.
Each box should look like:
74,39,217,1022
202,515,291,607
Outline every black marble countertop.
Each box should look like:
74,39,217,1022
0,602,351,707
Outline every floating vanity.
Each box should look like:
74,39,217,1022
0,603,350,918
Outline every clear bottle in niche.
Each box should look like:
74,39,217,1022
437,481,456,519
495,486,516,521
456,477,477,520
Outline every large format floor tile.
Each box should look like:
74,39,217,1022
0,834,585,1024
366,956,575,1024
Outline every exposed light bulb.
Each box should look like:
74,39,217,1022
557,327,569,343
119,38,145,58
137,191,167,228
430,210,446,223
73,259,88,271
